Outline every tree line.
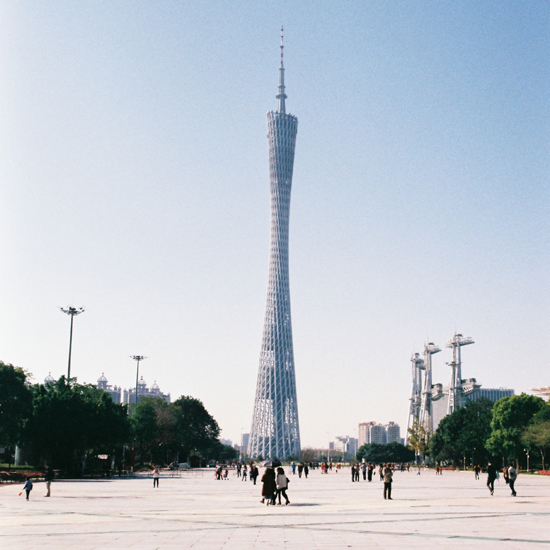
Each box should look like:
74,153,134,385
408,394,550,469
0,361,237,473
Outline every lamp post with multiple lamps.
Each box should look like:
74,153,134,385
59,306,85,379
130,355,147,406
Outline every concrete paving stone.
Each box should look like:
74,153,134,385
2,469,550,549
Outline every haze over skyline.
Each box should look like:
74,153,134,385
1,1,548,448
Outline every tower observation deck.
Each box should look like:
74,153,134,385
249,29,301,459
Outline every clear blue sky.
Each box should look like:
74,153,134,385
1,1,548,448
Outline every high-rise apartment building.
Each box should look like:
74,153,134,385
385,422,401,443
358,421,400,447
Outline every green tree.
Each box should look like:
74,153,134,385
131,397,176,465
522,421,550,470
430,399,493,465
521,404,550,470
170,396,220,460
210,442,239,462
407,420,430,460
23,376,130,472
357,442,414,463
131,398,160,464
486,394,545,461
0,362,33,460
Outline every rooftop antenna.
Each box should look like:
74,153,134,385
276,26,287,113
280,26,284,65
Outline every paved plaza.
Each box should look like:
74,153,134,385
1,468,549,549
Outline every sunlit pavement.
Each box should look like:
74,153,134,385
2,468,549,549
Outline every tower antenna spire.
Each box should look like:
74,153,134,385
276,26,287,113
280,26,284,67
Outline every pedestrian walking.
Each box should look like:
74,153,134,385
250,464,259,485
260,467,276,505
487,462,497,495
153,467,160,488
44,465,54,497
503,465,510,486
242,466,248,481
304,463,309,478
298,462,303,478
291,462,296,475
508,464,517,497
362,463,367,481
383,464,393,500
23,477,33,501
367,463,373,482
276,467,290,505
474,465,480,480
379,464,384,481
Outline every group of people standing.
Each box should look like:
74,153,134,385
292,461,309,478
235,462,260,484
350,462,395,499
351,462,376,482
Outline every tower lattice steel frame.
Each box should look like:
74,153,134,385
249,29,301,459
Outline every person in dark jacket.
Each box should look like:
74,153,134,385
487,462,497,495
23,477,33,501
260,467,276,505
250,463,259,485
383,464,393,500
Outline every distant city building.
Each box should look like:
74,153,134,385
241,433,250,454
124,376,171,405
44,373,55,383
385,422,401,444
432,381,514,431
329,441,335,450
369,424,387,445
333,435,358,456
358,422,397,446
96,373,122,403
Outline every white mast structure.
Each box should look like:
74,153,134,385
446,333,474,414
419,342,441,435
407,352,425,440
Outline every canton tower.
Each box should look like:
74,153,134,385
249,29,301,459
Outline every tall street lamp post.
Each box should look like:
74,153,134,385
130,356,147,406
59,306,85,378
